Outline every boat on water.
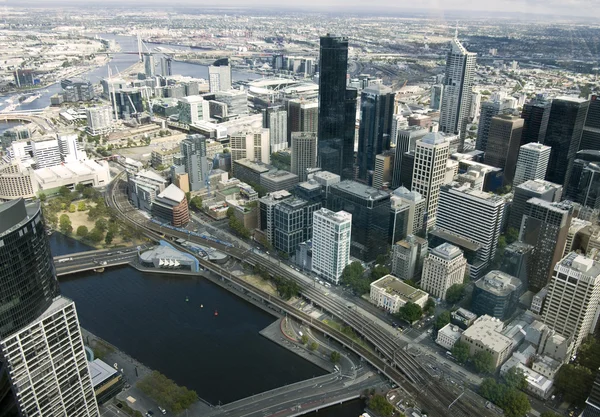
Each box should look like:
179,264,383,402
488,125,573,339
185,296,189,302
214,310,218,316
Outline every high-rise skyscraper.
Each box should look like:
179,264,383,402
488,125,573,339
392,126,428,189
475,101,500,152
160,56,172,77
286,98,318,145
483,113,524,185
436,182,505,279
513,142,551,187
439,37,476,149
565,154,600,210
520,198,573,292
229,129,271,164
357,85,395,184
521,96,551,146
411,132,450,230
373,151,395,189
389,186,426,244
291,132,317,182
430,84,443,111
391,235,428,281
508,179,563,231
144,53,155,77
263,106,288,153
421,243,468,300
208,58,232,93
317,34,356,179
312,208,352,284
541,253,600,352
0,198,99,417
580,95,600,151
544,96,590,187
180,134,209,192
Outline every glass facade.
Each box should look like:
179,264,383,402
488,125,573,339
0,199,58,339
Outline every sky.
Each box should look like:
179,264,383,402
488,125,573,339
3,0,599,19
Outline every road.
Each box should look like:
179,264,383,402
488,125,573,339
53,245,145,276
106,173,496,417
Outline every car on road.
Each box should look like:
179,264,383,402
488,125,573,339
158,406,167,415
146,411,154,417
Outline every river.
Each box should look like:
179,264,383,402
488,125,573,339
50,234,365,415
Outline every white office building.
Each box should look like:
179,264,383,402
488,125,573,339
436,182,505,279
541,253,600,352
421,243,467,300
411,132,450,230
436,323,464,350
208,58,232,93
369,274,429,314
291,131,317,182
31,137,61,169
86,106,113,136
229,128,271,164
178,95,211,125
312,208,352,284
59,134,87,163
513,142,551,187
264,107,288,153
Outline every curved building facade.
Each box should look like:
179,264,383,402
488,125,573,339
0,198,58,339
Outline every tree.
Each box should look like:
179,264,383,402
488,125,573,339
368,395,394,417
77,201,86,211
300,335,309,345
76,225,88,237
576,336,600,372
423,298,436,316
554,364,594,405
340,262,370,295
506,227,519,244
190,196,203,211
434,310,451,330
445,283,465,304
38,192,46,202
95,218,108,232
451,341,470,364
479,378,531,417
59,214,72,235
541,412,560,417
185,192,191,204
376,253,388,265
58,186,72,199
370,264,390,281
105,230,114,245
308,342,318,351
68,203,76,213
75,183,85,193
503,367,527,390
87,227,104,243
473,350,495,375
396,302,423,324
330,351,341,364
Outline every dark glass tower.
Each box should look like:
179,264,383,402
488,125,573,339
543,97,589,187
520,96,551,146
357,85,394,184
317,34,355,179
0,199,58,338
581,95,600,151
565,151,600,209
475,100,500,152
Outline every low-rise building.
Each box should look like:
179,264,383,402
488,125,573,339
460,315,513,369
139,243,200,272
471,271,522,320
451,308,478,329
151,148,179,169
436,323,463,350
151,184,189,227
369,274,429,314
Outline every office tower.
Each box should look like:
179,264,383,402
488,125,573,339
508,179,563,231
566,154,600,209
31,137,61,169
114,89,143,119
430,84,443,110
390,114,406,146
411,133,450,230
581,95,600,151
398,151,415,191
357,85,395,183
180,134,209,192
263,106,288,153
286,98,318,145
86,106,113,136
208,58,232,92
470,92,481,122
178,96,210,125
521,96,551,146
144,53,155,77
258,190,292,244
513,143,551,187
544,97,590,187
151,184,190,227
389,186,426,242
373,151,395,189
327,180,390,262
0,199,99,417
520,198,573,292
391,234,428,280
317,34,356,179
392,126,428,189
439,37,476,149
541,253,600,352
484,113,524,185
500,241,534,290
160,57,172,77
421,243,467,300
58,133,86,164
436,182,505,279
475,101,501,152
291,132,317,182
312,208,352,284
229,128,271,164
273,197,320,255
471,270,522,320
